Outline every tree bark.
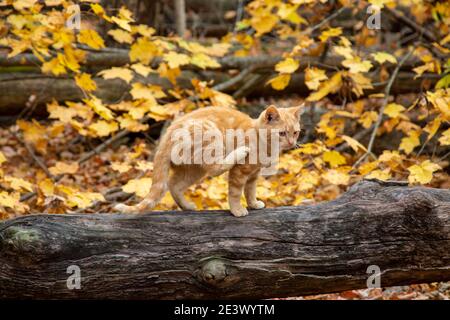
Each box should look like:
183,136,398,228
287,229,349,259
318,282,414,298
0,180,449,299
174,0,187,37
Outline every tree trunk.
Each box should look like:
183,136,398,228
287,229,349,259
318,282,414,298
0,180,449,299
174,0,187,37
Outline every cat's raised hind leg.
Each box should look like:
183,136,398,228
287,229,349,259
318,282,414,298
208,146,249,176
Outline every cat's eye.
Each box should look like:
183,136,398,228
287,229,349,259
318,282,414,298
279,131,287,136
294,131,300,135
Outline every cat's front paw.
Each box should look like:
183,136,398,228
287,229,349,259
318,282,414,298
230,207,248,217
180,202,196,211
114,203,137,214
249,200,265,209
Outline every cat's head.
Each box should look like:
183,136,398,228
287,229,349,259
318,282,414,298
257,104,303,150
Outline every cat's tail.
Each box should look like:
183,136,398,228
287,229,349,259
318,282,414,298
114,135,172,213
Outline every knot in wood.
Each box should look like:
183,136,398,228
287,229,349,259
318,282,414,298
198,258,234,288
401,191,435,215
1,226,41,252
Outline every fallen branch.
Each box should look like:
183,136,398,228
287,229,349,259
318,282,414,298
0,69,439,114
354,49,414,167
1,180,449,299
385,7,438,43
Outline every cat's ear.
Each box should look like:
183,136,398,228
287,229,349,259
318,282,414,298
264,105,280,123
291,103,304,120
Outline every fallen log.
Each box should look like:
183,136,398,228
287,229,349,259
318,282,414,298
0,69,439,115
0,50,422,71
0,180,449,299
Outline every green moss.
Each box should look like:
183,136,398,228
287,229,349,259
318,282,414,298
3,226,41,246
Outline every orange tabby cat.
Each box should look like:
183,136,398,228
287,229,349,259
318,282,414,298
114,104,302,217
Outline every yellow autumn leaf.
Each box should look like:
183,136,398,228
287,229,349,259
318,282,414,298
275,58,299,74
163,52,190,69
358,161,379,175
64,190,105,209
98,67,134,83
295,142,326,155
49,161,79,175
365,168,392,181
358,111,378,128
60,46,85,73
407,160,441,184
107,29,133,44
47,100,78,123
130,83,159,102
111,161,132,173
75,73,97,92
132,24,156,37
41,55,66,75
368,0,392,9
424,117,441,142
267,74,291,90
348,72,373,97
118,115,149,132
17,119,48,154
296,170,320,191
157,62,180,85
342,135,367,152
371,52,397,64
426,89,450,119
89,120,119,137
334,45,354,59
305,67,328,90
399,130,421,154
130,63,153,77
378,150,403,166
38,178,54,197
210,90,236,108
323,150,346,168
190,53,220,69
13,0,37,10
342,56,373,73
383,103,405,118
0,191,28,212
129,37,158,64
319,27,342,42
146,85,167,99
77,29,105,50
322,169,350,185
251,13,278,36
84,96,114,120
122,177,153,198
90,3,109,19
0,151,6,165
307,72,342,101
135,160,153,172
4,176,33,192
439,128,450,146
